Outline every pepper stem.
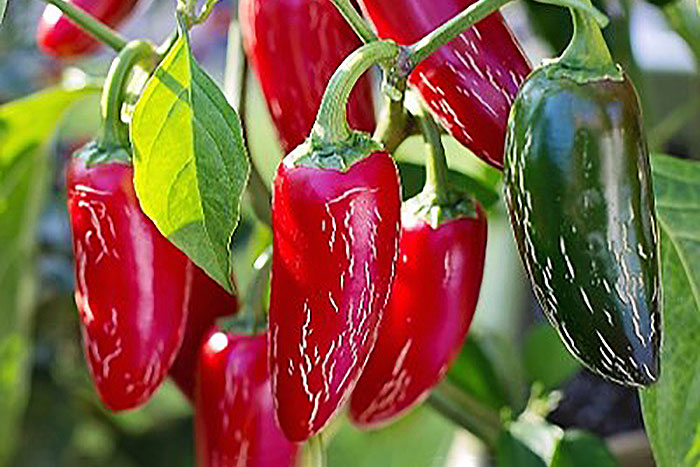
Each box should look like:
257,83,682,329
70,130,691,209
98,40,157,150
330,0,377,44
44,0,128,52
311,40,401,145
559,0,616,71
302,434,327,467
417,108,451,205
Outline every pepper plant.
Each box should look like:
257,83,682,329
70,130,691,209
0,0,698,465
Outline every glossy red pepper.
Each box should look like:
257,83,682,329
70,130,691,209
358,0,531,169
350,201,487,427
37,0,139,58
269,151,401,441
239,0,376,153
195,329,300,467
168,272,238,401
66,156,190,411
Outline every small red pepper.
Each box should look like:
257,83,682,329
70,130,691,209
358,0,531,169
269,151,401,441
195,328,300,467
239,0,376,153
168,272,238,402
349,200,487,427
66,156,190,410
36,0,139,58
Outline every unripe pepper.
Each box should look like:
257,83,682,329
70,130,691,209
350,195,487,427
67,156,191,410
503,8,661,386
195,329,299,467
37,0,139,58
357,0,531,169
239,0,376,153
168,272,238,401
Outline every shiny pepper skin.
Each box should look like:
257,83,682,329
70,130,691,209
269,151,401,441
66,156,191,410
239,0,376,153
358,0,531,169
195,329,299,467
504,66,661,386
169,273,238,401
350,202,487,427
37,0,139,58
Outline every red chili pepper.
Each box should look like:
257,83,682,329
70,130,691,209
195,328,300,467
66,156,190,411
239,0,376,153
168,272,238,402
349,202,487,427
357,0,531,169
269,151,401,441
36,0,139,58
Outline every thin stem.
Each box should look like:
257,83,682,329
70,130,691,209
406,0,608,72
224,20,272,226
648,93,700,151
427,379,503,451
373,78,411,153
330,0,377,44
246,249,272,334
98,40,157,149
302,434,326,467
45,0,128,52
417,107,450,204
312,40,401,144
407,0,510,69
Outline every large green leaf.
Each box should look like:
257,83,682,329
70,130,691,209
327,407,455,467
550,430,618,467
0,85,95,464
641,155,700,467
131,30,249,294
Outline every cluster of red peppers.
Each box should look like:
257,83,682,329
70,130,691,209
43,0,662,463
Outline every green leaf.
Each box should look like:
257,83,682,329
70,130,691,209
640,155,700,467
446,331,511,411
497,430,547,467
327,407,455,467
131,31,249,293
0,85,95,464
506,414,563,465
550,430,618,467
523,324,581,390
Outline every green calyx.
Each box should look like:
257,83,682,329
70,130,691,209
288,130,383,171
405,188,479,230
90,40,157,165
547,0,624,83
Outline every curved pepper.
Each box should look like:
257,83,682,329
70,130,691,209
66,156,191,410
37,0,139,58
350,196,487,427
358,0,531,169
239,0,376,153
195,329,299,467
169,272,238,401
269,150,401,441
503,9,661,386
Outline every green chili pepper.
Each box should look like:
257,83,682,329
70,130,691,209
504,4,661,387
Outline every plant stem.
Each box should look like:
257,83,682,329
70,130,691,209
303,434,327,467
224,19,272,227
417,107,450,204
331,0,377,44
99,41,156,149
45,0,127,52
373,79,409,153
427,379,503,451
558,0,614,71
312,40,401,144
